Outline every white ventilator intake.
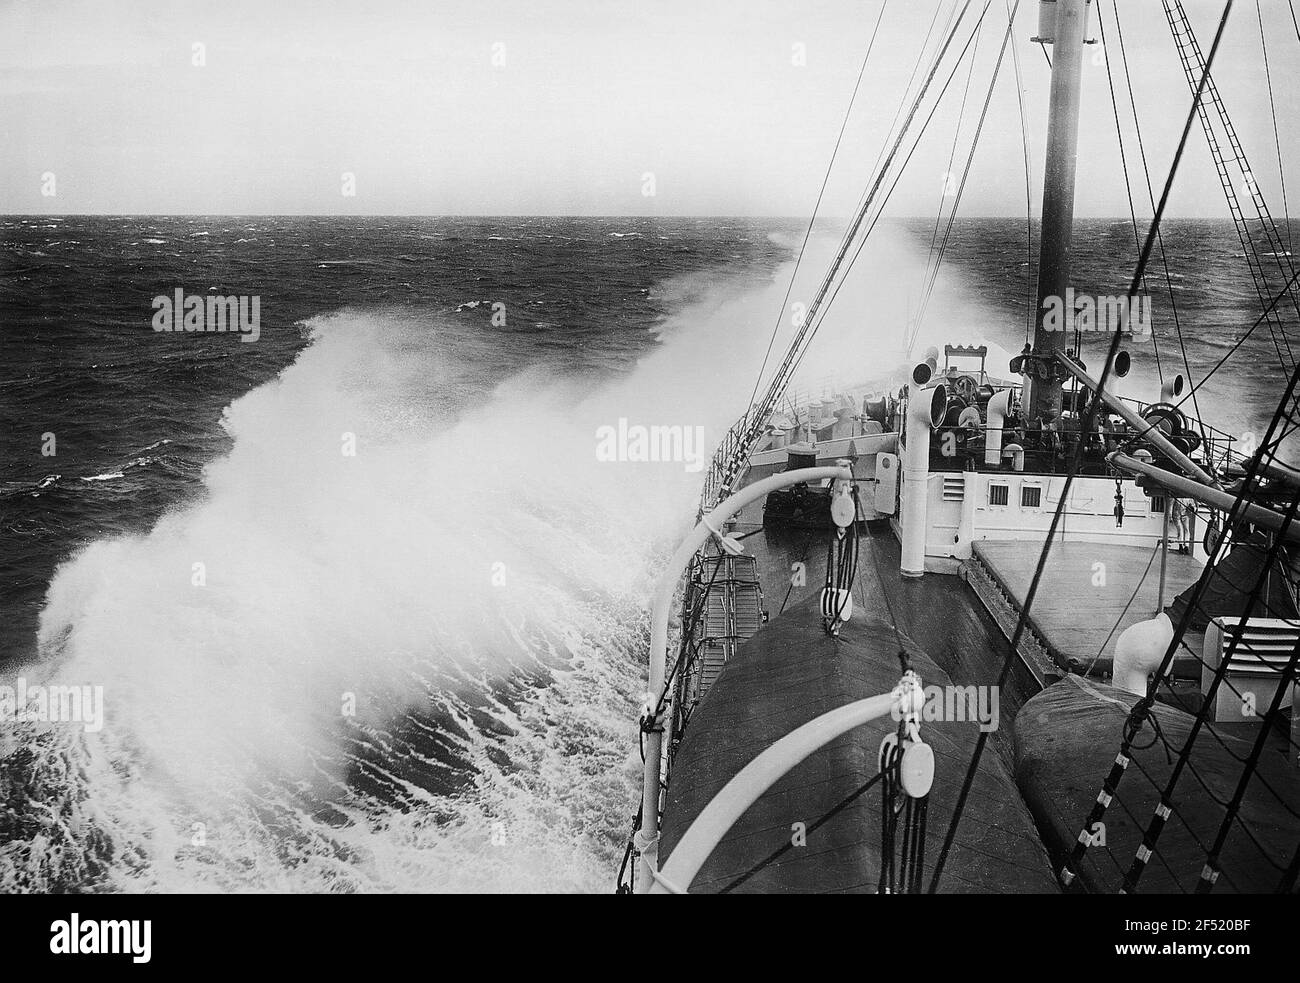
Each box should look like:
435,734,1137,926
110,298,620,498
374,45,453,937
1112,612,1174,696
1160,374,1185,405
901,364,947,578
984,388,1012,466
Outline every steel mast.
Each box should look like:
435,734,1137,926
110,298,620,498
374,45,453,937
1028,0,1091,425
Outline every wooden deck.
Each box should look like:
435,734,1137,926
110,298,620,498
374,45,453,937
968,541,1204,679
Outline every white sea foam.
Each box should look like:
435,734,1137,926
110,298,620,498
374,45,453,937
4,227,942,892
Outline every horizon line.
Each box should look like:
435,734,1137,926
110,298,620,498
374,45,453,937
2,212,1265,221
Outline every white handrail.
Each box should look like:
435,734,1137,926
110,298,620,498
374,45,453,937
650,693,897,894
636,464,854,892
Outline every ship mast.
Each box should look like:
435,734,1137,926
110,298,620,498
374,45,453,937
1028,0,1091,425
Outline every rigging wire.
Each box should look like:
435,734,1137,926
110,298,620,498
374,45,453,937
745,0,981,438
716,772,884,893
1081,541,1159,679
909,2,1020,357
802,4,995,373
1257,0,1294,258
1162,0,1297,375
1126,474,1300,893
919,19,983,308
741,0,892,435
848,0,962,255
928,0,1236,894
1007,0,1035,347
1179,263,1300,406
1096,2,1164,385
1110,1,1216,451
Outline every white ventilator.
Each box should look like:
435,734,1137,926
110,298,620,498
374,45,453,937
1113,612,1174,696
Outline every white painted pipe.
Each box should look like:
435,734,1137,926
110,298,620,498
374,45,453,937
1110,450,1300,545
1004,443,1026,472
984,388,1012,466
650,693,897,894
636,464,853,892
901,376,947,578
1058,353,1215,487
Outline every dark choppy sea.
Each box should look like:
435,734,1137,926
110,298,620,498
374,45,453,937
0,215,1293,891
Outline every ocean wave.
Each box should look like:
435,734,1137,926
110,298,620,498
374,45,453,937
2,257,798,891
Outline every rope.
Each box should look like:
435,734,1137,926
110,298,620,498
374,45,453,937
1081,540,1160,678
1007,0,1035,347
821,500,860,635
716,772,884,893
878,726,930,894
1257,0,1294,258
931,2,1234,893
1111,0,1217,454
745,1,982,445
778,523,820,616
1123,465,1300,893
1163,0,1298,373
742,0,891,434
811,4,995,356
916,17,983,333
1097,1,1163,385
910,2,1020,356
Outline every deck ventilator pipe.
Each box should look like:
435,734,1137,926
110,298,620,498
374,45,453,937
650,693,897,894
901,373,947,577
984,387,1012,466
636,464,853,893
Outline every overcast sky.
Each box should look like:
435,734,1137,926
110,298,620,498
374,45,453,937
2,0,1296,216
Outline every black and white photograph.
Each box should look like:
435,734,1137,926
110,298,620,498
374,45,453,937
0,0,1295,956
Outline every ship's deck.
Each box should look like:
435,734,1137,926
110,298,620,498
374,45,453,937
654,496,1060,892
728,499,1046,723
659,596,1059,893
967,540,1204,679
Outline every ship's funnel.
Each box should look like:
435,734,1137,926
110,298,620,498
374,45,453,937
901,378,946,578
1160,374,1185,404
984,388,1012,466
